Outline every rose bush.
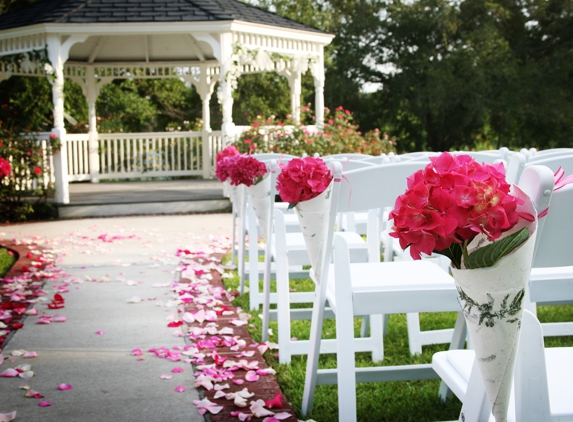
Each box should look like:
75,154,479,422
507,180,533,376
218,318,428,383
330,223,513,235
232,105,396,157
0,104,58,223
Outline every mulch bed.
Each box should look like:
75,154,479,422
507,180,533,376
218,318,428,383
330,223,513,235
180,252,298,422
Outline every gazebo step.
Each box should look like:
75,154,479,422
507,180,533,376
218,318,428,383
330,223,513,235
57,199,231,218
54,179,231,218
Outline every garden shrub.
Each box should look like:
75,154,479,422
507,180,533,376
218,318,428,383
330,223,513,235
233,105,397,157
0,104,59,223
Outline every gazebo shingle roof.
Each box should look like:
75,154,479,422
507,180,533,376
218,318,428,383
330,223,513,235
0,0,324,33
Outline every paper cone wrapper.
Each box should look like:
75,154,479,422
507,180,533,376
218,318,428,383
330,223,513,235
223,180,231,198
452,186,537,422
247,174,272,240
230,185,243,218
294,181,334,283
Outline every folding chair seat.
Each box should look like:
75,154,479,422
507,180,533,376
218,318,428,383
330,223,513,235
432,310,573,421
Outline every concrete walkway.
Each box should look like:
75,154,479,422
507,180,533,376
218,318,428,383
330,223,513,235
0,214,232,421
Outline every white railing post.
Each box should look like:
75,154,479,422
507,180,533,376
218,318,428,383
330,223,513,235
88,131,99,182
202,128,212,179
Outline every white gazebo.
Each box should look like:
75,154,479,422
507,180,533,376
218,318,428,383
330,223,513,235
0,0,333,203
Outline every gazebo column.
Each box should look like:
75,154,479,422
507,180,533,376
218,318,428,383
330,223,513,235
218,32,236,144
287,70,302,124
47,35,70,204
197,64,216,178
46,34,87,204
85,67,100,183
312,47,326,129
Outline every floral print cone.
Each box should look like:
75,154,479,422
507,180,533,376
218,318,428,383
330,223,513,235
452,186,537,422
294,180,334,283
230,185,243,218
247,174,271,240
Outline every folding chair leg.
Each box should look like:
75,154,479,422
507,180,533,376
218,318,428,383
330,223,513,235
301,281,329,416
369,314,384,362
407,312,423,355
359,315,369,338
335,295,358,422
458,359,492,422
231,206,237,264
238,187,247,295
276,260,293,364
438,311,467,401
248,205,260,310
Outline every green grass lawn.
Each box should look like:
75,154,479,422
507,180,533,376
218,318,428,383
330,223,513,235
222,254,573,422
0,247,17,278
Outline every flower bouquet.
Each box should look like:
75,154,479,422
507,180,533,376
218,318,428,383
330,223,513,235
228,155,271,240
389,151,538,422
276,157,334,282
215,145,240,198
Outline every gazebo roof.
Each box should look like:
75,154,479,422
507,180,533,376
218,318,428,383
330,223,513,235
0,0,323,33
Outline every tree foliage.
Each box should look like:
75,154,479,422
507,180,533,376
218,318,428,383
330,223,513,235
1,0,572,152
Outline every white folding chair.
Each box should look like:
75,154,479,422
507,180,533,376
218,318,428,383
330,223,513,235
528,178,573,337
300,161,469,422
267,158,376,363
433,309,573,422
525,153,573,175
452,149,510,164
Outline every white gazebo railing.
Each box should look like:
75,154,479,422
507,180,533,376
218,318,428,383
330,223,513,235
33,130,225,185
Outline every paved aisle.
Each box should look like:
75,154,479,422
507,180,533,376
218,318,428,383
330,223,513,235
0,214,232,422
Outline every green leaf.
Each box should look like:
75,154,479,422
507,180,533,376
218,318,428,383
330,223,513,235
287,203,297,211
463,227,530,269
435,244,463,269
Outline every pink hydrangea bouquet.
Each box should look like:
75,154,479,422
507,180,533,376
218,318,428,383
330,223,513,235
215,155,238,183
276,157,333,208
225,155,268,187
216,145,240,163
0,157,11,178
389,151,533,269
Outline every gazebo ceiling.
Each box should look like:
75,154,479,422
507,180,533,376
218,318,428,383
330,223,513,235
68,34,215,63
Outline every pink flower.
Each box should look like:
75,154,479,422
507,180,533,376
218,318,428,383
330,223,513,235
0,158,11,178
390,152,527,267
276,157,333,206
227,155,268,187
215,145,240,163
215,155,239,182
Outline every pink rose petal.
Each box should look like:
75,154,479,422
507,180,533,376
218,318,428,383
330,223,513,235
160,374,173,380
23,351,38,358
171,367,184,373
25,389,44,398
38,401,52,407
94,330,104,335
0,411,17,422
53,316,67,323
245,370,259,382
58,383,72,391
174,385,186,393
0,369,19,377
